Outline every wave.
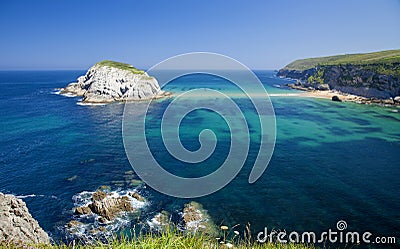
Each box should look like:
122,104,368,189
76,101,106,106
15,194,45,199
52,89,78,98
66,188,147,242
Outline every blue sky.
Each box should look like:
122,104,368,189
0,0,399,70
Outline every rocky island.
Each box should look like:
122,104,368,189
60,60,170,103
277,49,400,105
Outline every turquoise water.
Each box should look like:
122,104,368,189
0,70,399,244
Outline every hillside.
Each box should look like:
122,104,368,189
283,50,400,76
277,50,400,100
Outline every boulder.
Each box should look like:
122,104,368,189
129,192,144,202
0,192,50,245
316,83,330,91
332,95,342,102
66,220,83,228
87,191,134,221
74,206,92,215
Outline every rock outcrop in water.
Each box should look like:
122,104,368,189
0,192,50,245
60,60,170,103
182,201,217,235
74,190,139,221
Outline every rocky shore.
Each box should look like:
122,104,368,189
277,50,400,106
286,81,400,106
0,192,50,245
60,60,171,103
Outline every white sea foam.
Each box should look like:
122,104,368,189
52,89,77,97
68,188,147,240
147,213,162,229
76,101,106,106
16,194,45,199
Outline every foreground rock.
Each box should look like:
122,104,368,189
147,211,171,230
0,192,50,245
60,60,171,103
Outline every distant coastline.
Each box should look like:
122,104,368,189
277,49,400,106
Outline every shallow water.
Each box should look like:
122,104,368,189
0,70,399,243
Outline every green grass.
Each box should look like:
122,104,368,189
2,228,314,249
95,60,145,74
284,49,400,74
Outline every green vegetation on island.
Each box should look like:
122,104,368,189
95,60,145,74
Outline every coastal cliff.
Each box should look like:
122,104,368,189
0,192,50,245
61,60,169,103
277,50,400,102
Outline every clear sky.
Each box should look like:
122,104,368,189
0,0,399,70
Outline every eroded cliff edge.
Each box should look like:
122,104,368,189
0,192,50,245
61,60,170,103
277,50,400,103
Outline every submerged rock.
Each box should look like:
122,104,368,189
66,220,83,228
60,60,171,103
0,192,50,245
147,211,171,230
129,192,144,202
182,201,217,235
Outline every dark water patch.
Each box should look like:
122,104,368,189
354,126,382,133
373,114,400,122
363,110,378,115
337,117,371,126
328,127,354,136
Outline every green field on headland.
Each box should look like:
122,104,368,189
284,49,400,72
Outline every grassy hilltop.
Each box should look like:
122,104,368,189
283,49,400,77
284,49,400,70
95,60,145,74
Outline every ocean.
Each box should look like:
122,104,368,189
0,70,399,244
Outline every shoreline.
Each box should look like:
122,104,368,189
284,85,400,106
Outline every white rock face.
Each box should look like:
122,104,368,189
61,63,167,103
0,192,50,245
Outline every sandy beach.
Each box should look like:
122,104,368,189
270,90,365,101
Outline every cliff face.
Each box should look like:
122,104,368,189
0,193,50,245
278,64,400,99
278,49,400,100
61,61,165,103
